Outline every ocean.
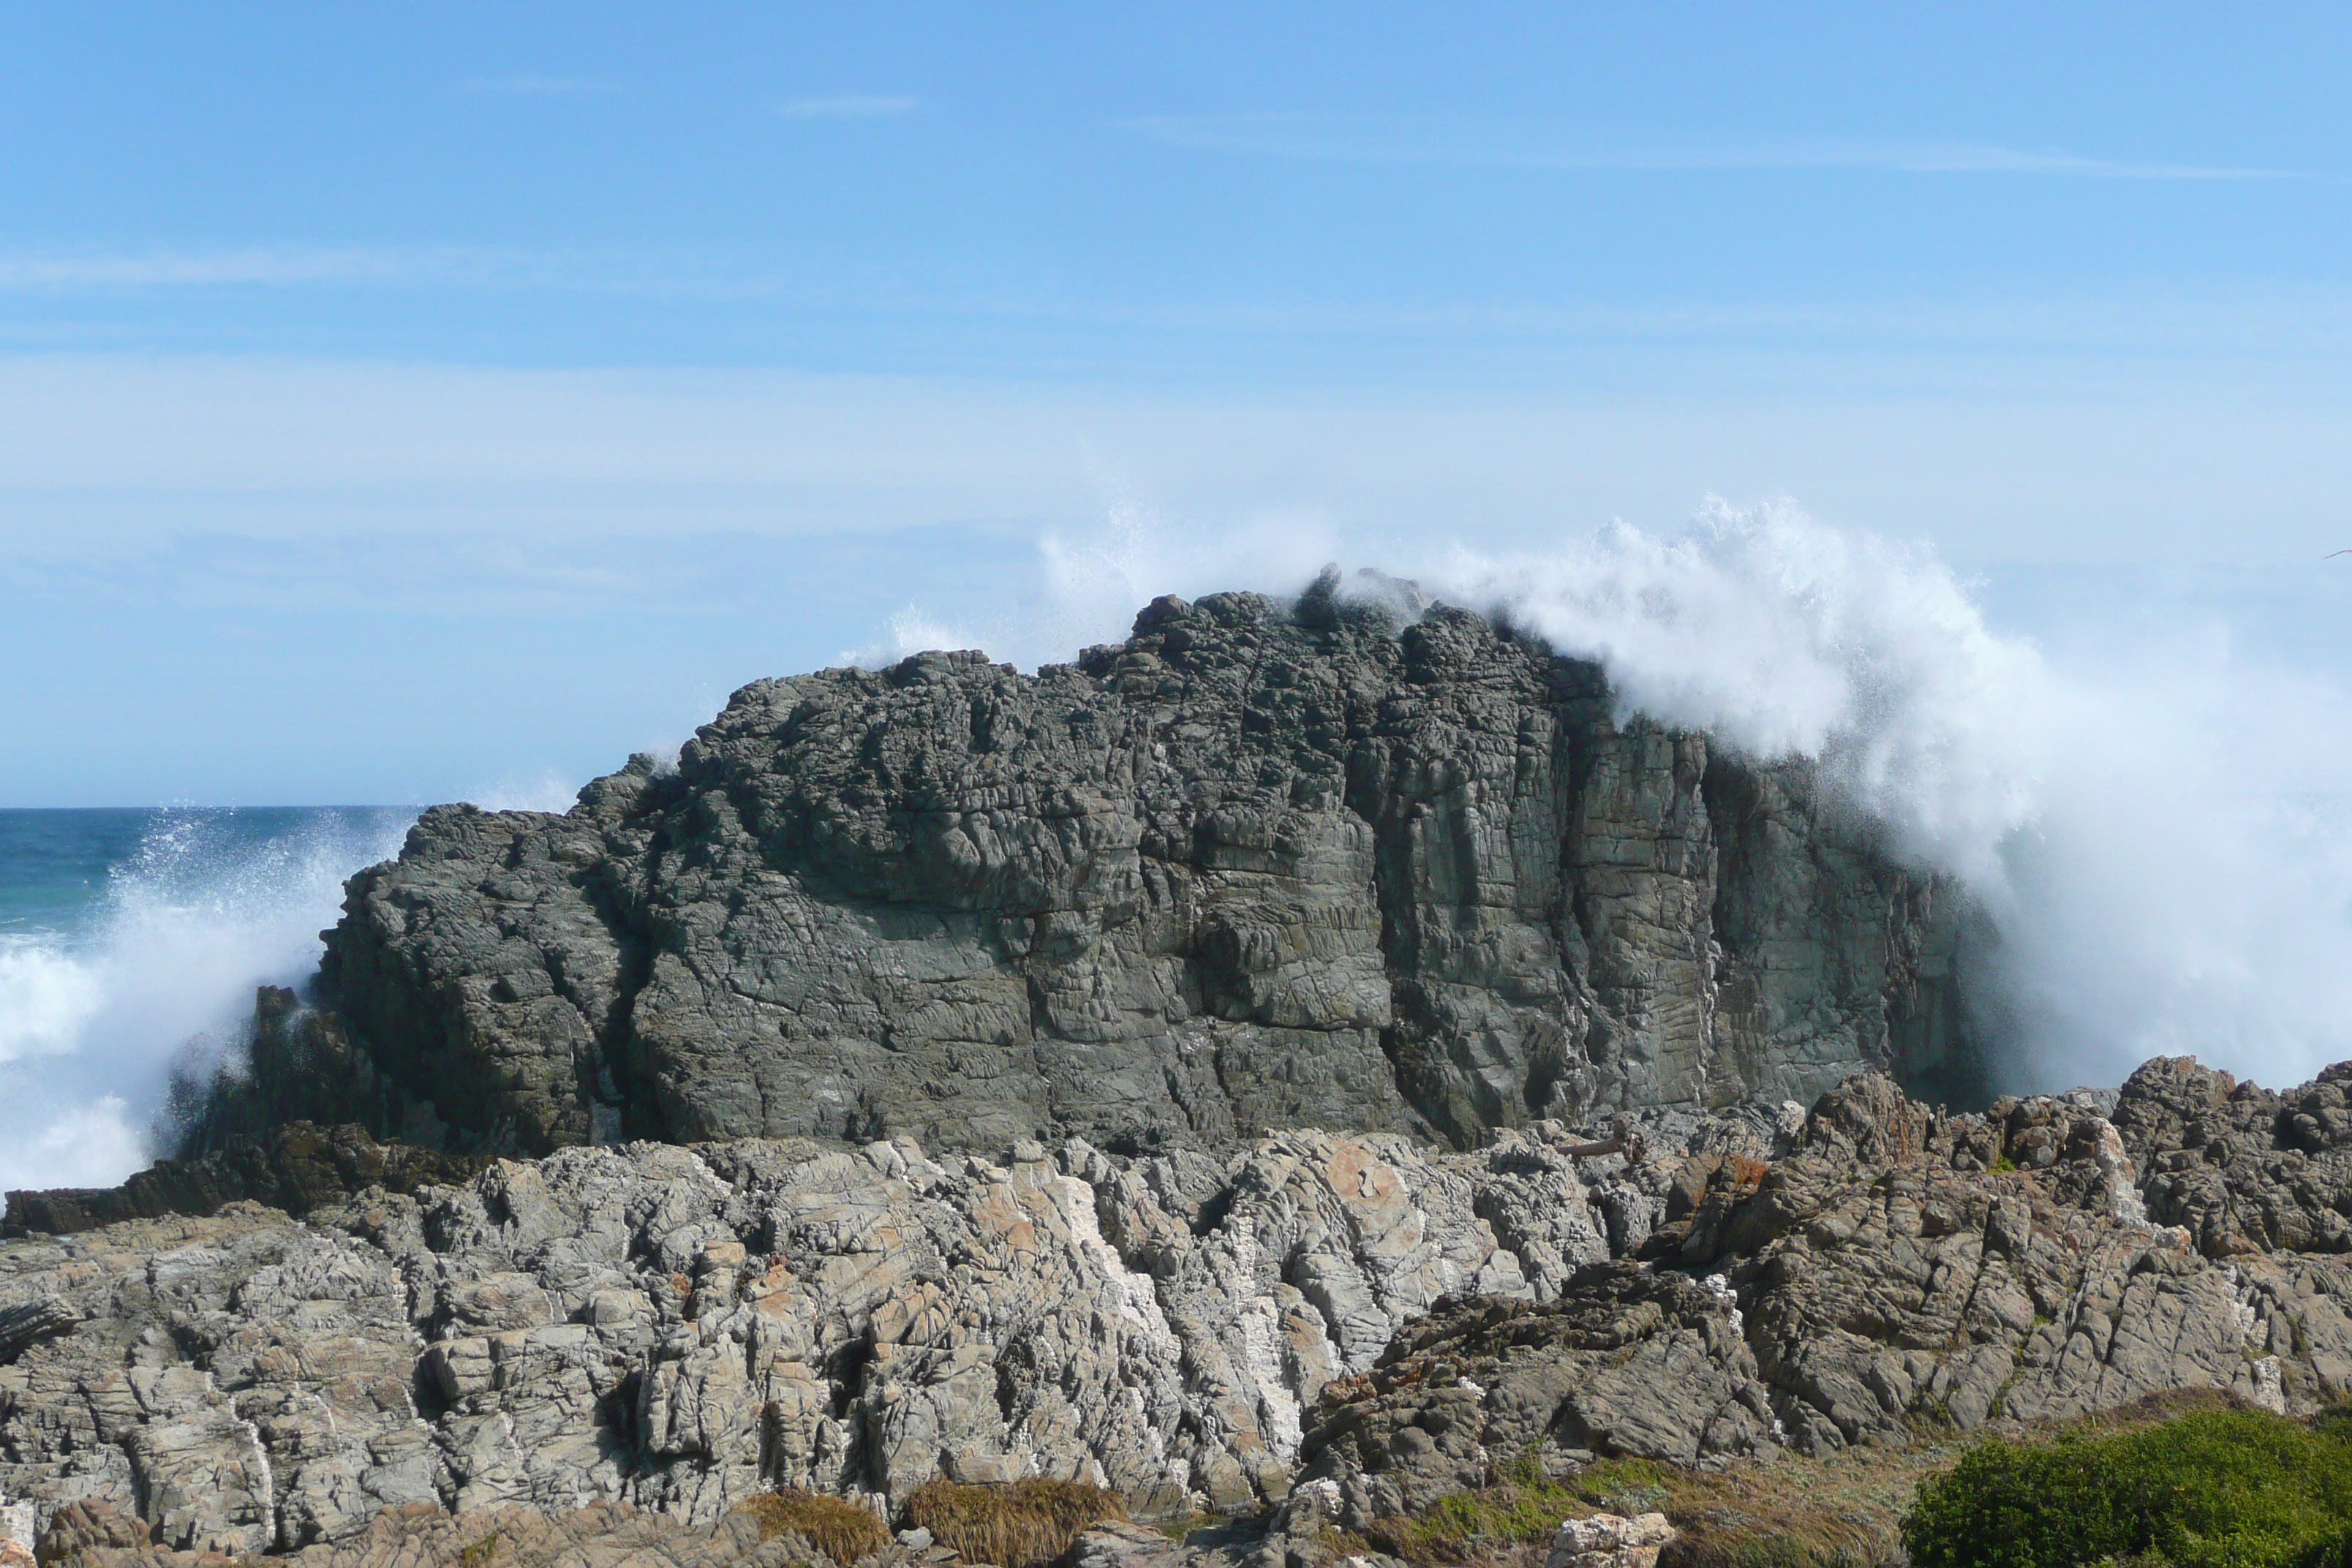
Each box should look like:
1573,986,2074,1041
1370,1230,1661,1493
0,806,415,1193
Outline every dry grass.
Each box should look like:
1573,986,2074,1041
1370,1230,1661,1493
902,1477,1129,1568
1341,1392,2254,1568
1338,1449,1912,1568
733,1489,894,1565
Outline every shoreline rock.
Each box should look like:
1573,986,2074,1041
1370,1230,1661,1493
185,581,1983,1165
10,1058,2352,1558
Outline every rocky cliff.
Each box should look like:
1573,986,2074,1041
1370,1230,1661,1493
7,1058,2352,1563
225,580,1978,1164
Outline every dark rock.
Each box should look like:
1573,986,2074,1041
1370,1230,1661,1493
34,1499,147,1565
3,1120,486,1237
166,986,461,1158
0,1298,76,1365
246,589,1978,1159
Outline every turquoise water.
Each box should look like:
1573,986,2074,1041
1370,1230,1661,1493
0,807,415,1191
0,809,154,941
0,808,410,941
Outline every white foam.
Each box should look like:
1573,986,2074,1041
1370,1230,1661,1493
0,809,412,1191
1436,501,2054,886
0,938,105,1062
891,496,2351,1095
1429,501,2352,1089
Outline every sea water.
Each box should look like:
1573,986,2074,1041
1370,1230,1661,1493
0,807,413,1192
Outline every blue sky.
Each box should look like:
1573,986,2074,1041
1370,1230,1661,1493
6,3,2352,804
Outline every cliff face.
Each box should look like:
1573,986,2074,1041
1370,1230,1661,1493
301,583,1976,1160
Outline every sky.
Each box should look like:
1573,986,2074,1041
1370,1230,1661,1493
5,3,2352,805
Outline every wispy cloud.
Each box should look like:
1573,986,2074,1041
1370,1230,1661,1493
1122,113,2293,181
456,74,611,97
0,246,528,290
779,94,919,120
0,246,807,298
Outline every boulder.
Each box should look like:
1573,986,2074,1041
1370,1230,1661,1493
1547,1513,1675,1568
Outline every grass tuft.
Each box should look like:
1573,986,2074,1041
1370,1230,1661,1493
902,1477,1128,1568
734,1489,894,1565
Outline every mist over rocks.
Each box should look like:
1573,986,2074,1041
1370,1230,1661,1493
228,578,1980,1164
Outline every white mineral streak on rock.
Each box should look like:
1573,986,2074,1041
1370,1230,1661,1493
2091,1119,2150,1226
2251,1356,2288,1414
1701,1273,1744,1338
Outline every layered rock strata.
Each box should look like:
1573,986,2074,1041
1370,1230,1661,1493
10,1055,2352,1558
246,580,1977,1162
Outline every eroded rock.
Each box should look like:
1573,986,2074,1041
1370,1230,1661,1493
13,1060,2352,1552
226,585,1973,1161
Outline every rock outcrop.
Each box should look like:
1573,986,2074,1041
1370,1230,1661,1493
1,1122,483,1240
1289,1063,2352,1529
13,1058,2352,1557
232,581,1977,1163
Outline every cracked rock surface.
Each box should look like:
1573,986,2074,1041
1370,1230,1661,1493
277,582,1974,1161
38,1497,852,1568
1289,1065,2352,1526
13,1057,2352,1553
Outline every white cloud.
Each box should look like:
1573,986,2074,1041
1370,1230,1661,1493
779,94,919,119
1121,113,2293,181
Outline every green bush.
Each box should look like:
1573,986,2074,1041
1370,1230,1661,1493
1903,1408,2352,1568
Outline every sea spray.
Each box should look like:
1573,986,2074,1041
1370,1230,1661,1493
867,496,2352,1096
1419,502,2352,1091
0,807,413,1191
9,502,2348,1191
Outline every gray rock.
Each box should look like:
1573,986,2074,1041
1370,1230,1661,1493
1064,1521,1193,1568
19,1058,2352,1552
259,585,1972,1161
1548,1512,1676,1568
2111,1055,2352,1256
1289,1060,2352,1526
39,1497,837,1568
